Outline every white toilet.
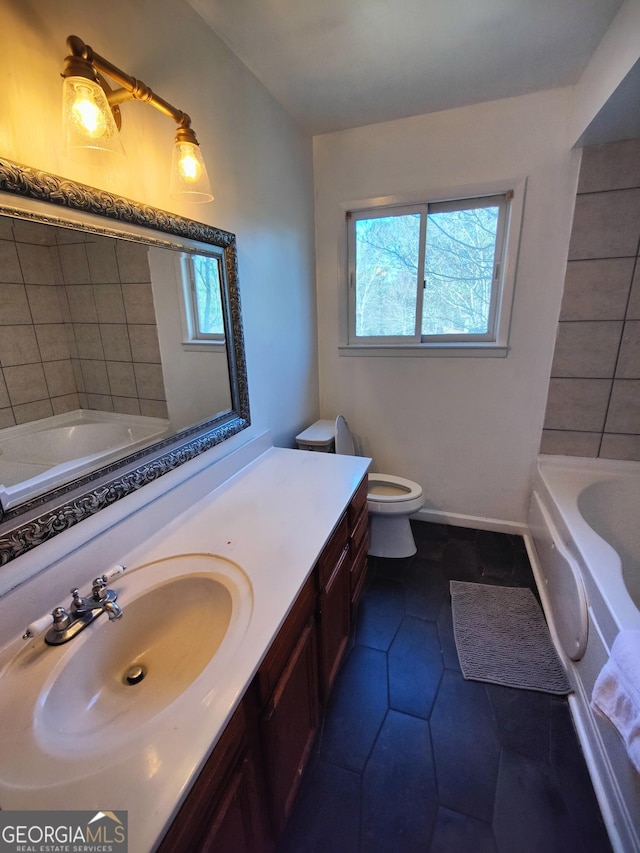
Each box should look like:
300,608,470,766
296,417,424,558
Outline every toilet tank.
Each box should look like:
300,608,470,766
295,420,335,453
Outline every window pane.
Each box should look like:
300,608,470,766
192,255,224,336
422,206,499,336
355,214,420,337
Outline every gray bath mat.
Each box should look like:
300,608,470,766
450,581,571,695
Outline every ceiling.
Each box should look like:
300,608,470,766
187,0,625,135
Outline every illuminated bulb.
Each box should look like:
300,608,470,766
177,143,201,182
170,138,213,202
70,84,108,138
62,75,124,155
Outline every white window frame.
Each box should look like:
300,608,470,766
177,250,226,352
340,179,526,358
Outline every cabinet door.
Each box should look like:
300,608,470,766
260,618,319,836
157,699,271,853
198,750,270,853
317,544,350,699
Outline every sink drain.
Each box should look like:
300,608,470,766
124,664,146,685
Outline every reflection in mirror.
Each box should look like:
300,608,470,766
0,221,232,508
0,158,249,567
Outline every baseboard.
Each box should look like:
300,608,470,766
413,507,528,537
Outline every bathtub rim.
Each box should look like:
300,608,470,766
534,454,640,637
0,409,170,510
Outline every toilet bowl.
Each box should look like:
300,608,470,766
296,417,424,558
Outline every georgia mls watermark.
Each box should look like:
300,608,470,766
0,811,128,853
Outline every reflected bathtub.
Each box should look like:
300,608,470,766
0,410,170,509
527,455,640,853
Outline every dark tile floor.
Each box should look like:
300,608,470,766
278,521,612,853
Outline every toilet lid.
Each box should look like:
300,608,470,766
335,415,355,456
367,473,423,502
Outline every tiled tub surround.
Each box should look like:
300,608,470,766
0,433,369,853
0,217,167,429
542,137,640,461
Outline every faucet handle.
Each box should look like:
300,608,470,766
91,577,108,600
51,607,71,633
23,613,53,639
101,565,126,583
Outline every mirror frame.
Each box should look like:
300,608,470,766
0,157,250,566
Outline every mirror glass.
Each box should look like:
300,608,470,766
0,158,250,567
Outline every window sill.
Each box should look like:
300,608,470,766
181,340,226,353
338,343,509,358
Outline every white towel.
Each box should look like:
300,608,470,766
591,629,640,773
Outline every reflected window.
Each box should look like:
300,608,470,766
181,253,225,344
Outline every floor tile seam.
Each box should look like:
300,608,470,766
359,706,392,781
485,745,504,841
348,645,392,779
389,699,435,731
426,712,445,814
431,803,499,848
403,662,446,723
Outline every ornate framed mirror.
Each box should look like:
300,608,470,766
0,158,250,566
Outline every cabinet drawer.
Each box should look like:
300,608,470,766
317,514,349,589
350,503,368,554
255,572,316,707
348,476,368,527
350,531,369,611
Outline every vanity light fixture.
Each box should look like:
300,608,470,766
61,34,213,202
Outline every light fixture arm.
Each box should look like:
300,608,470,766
61,35,213,201
64,35,195,137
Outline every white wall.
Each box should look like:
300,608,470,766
0,0,318,447
569,0,640,146
313,89,582,526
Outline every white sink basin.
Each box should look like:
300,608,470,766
0,553,252,786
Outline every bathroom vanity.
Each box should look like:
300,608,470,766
0,432,370,852
0,160,370,852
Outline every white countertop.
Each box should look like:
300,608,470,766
0,444,369,853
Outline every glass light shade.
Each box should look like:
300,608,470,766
62,76,124,155
170,140,213,202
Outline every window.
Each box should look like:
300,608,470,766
179,252,225,347
346,189,520,355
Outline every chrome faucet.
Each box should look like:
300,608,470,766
43,574,124,646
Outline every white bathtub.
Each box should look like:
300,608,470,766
527,455,640,853
0,410,170,509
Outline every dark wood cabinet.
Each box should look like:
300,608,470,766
157,696,272,853
159,476,368,850
349,476,370,617
317,514,351,700
255,572,319,836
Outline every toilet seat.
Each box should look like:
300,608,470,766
367,473,423,502
367,473,424,515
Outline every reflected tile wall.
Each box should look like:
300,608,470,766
0,222,167,428
542,138,640,460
